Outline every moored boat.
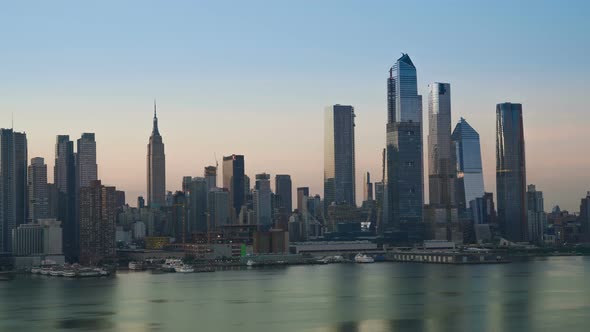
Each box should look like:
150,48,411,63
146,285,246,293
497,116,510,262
354,253,375,263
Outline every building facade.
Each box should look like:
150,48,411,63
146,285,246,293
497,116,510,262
254,173,272,227
324,104,356,208
76,133,98,189
147,103,166,207
496,102,527,242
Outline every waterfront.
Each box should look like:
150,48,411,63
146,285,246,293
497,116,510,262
1,256,589,332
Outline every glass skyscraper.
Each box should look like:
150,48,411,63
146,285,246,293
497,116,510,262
383,53,424,231
324,104,356,208
428,82,455,206
222,154,245,222
451,118,485,212
54,134,76,261
496,102,527,242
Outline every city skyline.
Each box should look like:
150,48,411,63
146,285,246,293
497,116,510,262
1,1,589,211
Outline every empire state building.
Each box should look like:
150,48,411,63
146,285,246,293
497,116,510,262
147,102,166,207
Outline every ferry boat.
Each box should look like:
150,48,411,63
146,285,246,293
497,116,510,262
63,270,76,278
128,261,144,270
354,253,375,264
49,269,64,277
174,265,194,273
40,267,51,275
30,267,41,274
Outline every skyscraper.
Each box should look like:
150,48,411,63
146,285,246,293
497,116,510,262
363,172,373,202
208,188,230,228
275,174,292,214
496,102,527,242
187,177,208,234
579,192,590,238
0,129,28,252
222,154,245,221
254,173,272,227
383,53,424,231
204,166,217,191
324,105,356,208
297,187,309,213
147,102,166,208
527,185,546,243
451,118,485,212
28,157,49,222
428,82,455,206
55,135,77,260
79,180,116,265
76,133,98,189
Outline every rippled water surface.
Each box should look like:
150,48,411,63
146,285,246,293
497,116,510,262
1,256,589,332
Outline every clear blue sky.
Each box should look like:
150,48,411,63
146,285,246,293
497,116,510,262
1,1,589,210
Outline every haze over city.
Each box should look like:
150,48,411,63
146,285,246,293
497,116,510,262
1,0,589,211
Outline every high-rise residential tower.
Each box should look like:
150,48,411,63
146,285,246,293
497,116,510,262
79,180,116,265
383,53,424,231
54,135,77,260
147,102,166,208
324,104,356,208
76,133,97,189
428,83,455,206
222,154,245,221
28,157,49,222
527,185,546,243
496,102,527,242
451,118,485,212
275,174,292,214
0,129,28,252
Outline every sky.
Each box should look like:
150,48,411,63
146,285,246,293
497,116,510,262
1,0,589,211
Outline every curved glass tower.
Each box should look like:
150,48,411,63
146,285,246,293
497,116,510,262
496,102,527,242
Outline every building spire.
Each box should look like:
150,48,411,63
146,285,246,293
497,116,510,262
152,99,160,136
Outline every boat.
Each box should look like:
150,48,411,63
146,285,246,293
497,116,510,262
40,268,51,275
246,259,257,267
128,261,144,270
49,269,64,277
174,265,194,273
354,253,375,263
30,267,41,274
77,268,100,278
63,270,76,278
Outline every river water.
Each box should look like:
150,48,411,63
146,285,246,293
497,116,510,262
1,256,589,332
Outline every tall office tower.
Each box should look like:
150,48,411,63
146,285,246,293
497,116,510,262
187,177,208,234
470,192,497,225
115,190,126,208
147,103,166,208
275,174,292,214
222,154,245,221
208,188,230,229
13,132,28,228
182,176,192,192
28,157,49,222
137,196,145,209
79,180,116,265
55,135,77,261
527,185,546,243
204,166,217,191
0,129,27,252
171,191,187,241
496,102,527,242
383,53,424,230
451,118,485,212
428,83,455,206
244,175,251,199
579,192,590,238
324,104,356,209
363,172,373,202
297,187,309,213
253,173,272,227
47,183,58,218
76,133,97,188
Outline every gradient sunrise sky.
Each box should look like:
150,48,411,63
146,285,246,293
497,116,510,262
1,0,589,211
